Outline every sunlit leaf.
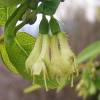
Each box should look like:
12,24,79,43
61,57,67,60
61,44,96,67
0,0,22,7
0,32,35,80
0,7,16,26
78,41,100,64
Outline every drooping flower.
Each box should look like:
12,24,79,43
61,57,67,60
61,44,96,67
49,34,67,89
49,16,78,88
32,34,50,90
57,32,78,86
25,16,78,91
48,32,78,89
25,34,43,73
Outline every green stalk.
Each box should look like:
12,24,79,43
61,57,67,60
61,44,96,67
4,0,29,45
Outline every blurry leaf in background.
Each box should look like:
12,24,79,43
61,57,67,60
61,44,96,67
0,7,16,26
77,41,100,64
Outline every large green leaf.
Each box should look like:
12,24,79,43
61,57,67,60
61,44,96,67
0,0,22,7
77,41,100,64
4,32,35,80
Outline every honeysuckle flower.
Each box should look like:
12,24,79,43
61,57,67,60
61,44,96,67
25,16,78,91
25,32,78,90
25,34,43,72
32,34,50,90
32,34,50,75
57,32,78,86
48,32,78,89
25,33,51,90
49,34,66,89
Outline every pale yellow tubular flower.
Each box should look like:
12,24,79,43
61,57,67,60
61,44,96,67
50,35,66,89
25,34,43,72
57,32,78,86
32,34,50,91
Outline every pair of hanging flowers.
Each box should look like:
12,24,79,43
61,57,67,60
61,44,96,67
25,16,78,91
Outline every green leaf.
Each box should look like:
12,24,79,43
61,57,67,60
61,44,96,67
0,43,18,74
0,0,22,7
77,41,100,64
38,0,60,15
0,7,16,26
5,32,35,80
0,7,8,26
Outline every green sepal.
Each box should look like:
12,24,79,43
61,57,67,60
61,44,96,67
49,16,60,35
39,15,49,34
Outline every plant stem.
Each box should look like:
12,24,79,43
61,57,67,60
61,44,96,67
4,0,29,44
